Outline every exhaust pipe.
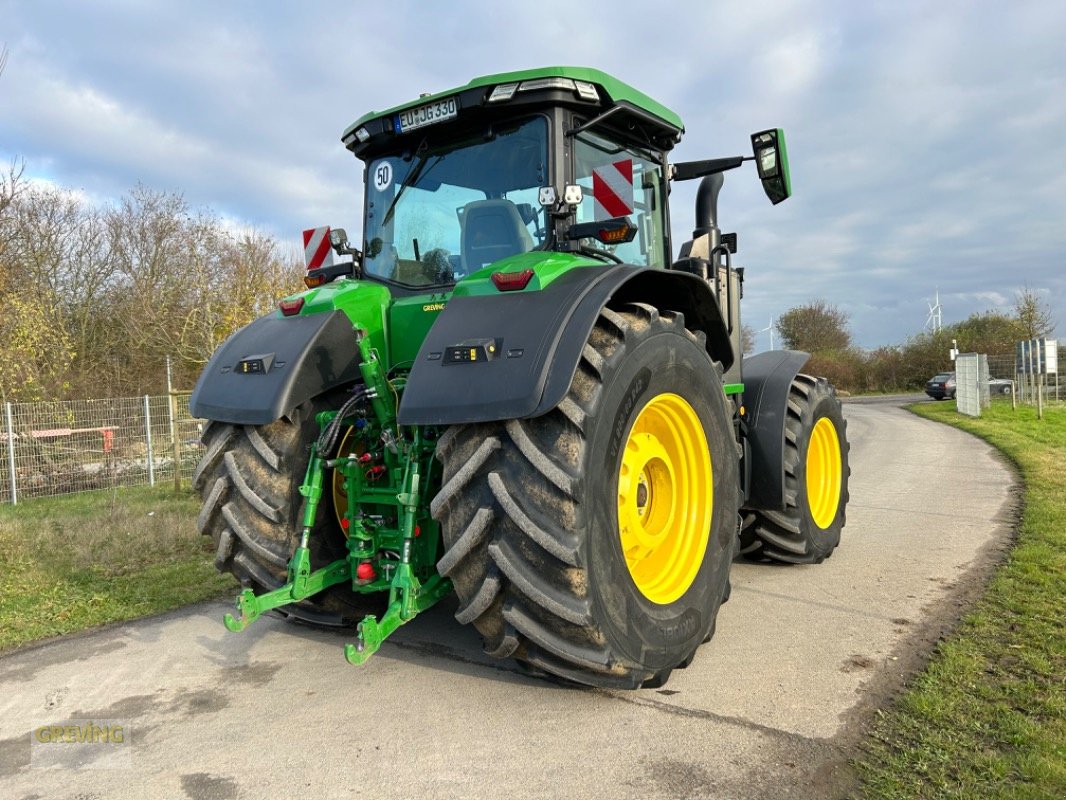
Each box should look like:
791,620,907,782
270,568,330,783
693,173,724,252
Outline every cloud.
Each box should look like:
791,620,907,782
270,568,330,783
1,0,1064,346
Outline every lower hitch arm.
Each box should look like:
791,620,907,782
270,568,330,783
343,571,452,664
222,549,350,632
224,450,350,632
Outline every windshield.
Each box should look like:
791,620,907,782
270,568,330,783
362,116,549,287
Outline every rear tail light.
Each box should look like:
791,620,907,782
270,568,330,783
491,269,535,292
279,297,305,316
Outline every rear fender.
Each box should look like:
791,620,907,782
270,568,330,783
740,349,810,510
189,310,362,425
397,266,732,426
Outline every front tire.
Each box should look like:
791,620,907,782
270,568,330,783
740,375,850,564
431,304,739,688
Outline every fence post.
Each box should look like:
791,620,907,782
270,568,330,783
144,395,155,487
169,391,182,491
5,403,16,506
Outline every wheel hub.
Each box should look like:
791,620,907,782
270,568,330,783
636,480,649,511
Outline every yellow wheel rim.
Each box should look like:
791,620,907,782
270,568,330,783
617,393,712,605
806,417,842,529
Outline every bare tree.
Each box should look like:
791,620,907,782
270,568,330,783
12,183,92,295
0,161,25,291
0,160,22,214
0,46,22,291
0,172,307,399
1013,286,1055,340
168,227,302,369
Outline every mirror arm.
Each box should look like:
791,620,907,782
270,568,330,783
671,156,750,182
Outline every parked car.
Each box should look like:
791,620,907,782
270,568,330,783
987,377,1014,395
926,371,1014,400
926,372,957,400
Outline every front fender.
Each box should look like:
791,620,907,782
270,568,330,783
740,349,810,511
397,265,732,426
189,310,362,425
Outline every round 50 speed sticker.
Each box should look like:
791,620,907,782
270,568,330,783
374,162,393,192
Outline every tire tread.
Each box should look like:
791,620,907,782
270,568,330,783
742,374,850,564
432,307,736,687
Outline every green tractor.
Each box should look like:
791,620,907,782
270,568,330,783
190,66,850,689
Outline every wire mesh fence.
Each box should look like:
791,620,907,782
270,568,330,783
985,354,1015,381
984,353,1062,406
0,394,204,504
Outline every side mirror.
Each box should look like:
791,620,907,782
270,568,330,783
751,128,791,205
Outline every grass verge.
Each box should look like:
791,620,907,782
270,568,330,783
0,486,236,652
858,401,1066,799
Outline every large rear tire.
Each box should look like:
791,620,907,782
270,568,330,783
431,304,739,688
740,374,850,564
193,396,379,626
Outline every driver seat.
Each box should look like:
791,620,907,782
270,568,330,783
460,200,533,273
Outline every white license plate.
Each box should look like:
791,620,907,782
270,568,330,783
397,97,458,133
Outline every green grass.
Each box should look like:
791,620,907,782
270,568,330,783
0,486,236,651
858,402,1066,799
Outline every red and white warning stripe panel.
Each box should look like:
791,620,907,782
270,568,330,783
303,226,334,270
592,159,634,220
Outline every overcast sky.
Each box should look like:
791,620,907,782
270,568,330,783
2,0,1063,348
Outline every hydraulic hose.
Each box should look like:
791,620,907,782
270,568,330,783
315,388,369,457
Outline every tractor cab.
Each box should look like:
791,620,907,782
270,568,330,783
332,67,791,385
341,67,686,292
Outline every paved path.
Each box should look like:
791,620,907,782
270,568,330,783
0,401,1017,799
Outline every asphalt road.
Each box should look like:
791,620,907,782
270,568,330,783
0,399,1017,800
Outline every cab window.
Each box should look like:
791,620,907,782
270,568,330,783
572,129,666,267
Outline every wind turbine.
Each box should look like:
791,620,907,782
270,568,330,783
760,316,775,351
925,289,943,333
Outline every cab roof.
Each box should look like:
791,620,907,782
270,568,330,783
342,65,684,143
